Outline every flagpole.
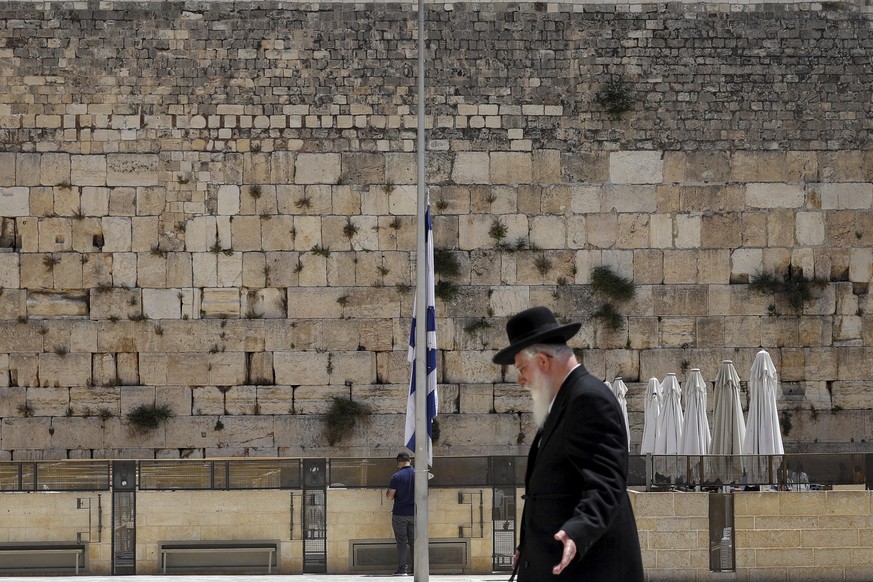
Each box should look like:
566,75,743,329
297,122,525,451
413,0,429,577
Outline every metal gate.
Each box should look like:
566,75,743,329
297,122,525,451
112,461,136,575
302,458,327,573
489,457,518,572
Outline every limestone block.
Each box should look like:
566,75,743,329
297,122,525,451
0,386,25,416
530,215,566,249
292,215,322,250
26,291,88,318
0,187,30,217
26,385,71,415
8,353,38,388
69,386,121,416
490,152,531,185
49,416,106,449
610,151,663,185
165,352,210,387
647,214,673,249
192,254,217,288
697,249,730,285
108,187,136,217
0,253,18,287
603,185,658,214
384,152,415,185
296,253,328,286
795,212,825,246
39,153,70,186
215,385,255,415
208,352,246,387
192,386,225,415
140,288,181,320
71,155,106,186
162,253,190,288
533,149,561,184
216,252,243,287
729,248,763,284
164,416,221,452
731,151,787,182
388,185,417,216
431,413,523,454
455,383,492,414
586,214,617,249
452,152,489,184
1,418,52,450
294,153,340,184
37,217,72,252
89,287,138,319
200,288,240,318
818,183,873,210
268,151,295,184
327,351,375,386
663,250,697,284
274,351,330,386
91,353,117,387
652,285,708,317
673,214,700,249
15,153,40,186
99,217,131,252
78,186,109,217
217,185,240,216
260,215,295,251
245,386,291,416
106,154,159,186
115,352,138,386
0,153,14,186
443,350,501,383
616,213,651,249
226,215,258,252
848,248,872,283
340,152,383,185
746,183,805,209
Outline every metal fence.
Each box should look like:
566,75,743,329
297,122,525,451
0,454,867,492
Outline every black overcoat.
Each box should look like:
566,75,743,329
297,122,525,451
517,365,644,582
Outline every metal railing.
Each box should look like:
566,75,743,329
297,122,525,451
0,454,866,492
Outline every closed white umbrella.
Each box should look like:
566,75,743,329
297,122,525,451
680,369,711,455
743,350,784,455
612,377,631,452
640,377,662,454
710,360,746,455
655,373,683,455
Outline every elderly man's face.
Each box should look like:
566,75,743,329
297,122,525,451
515,352,552,429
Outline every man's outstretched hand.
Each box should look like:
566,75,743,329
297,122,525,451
552,530,577,575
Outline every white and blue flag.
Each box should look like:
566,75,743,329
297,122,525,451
405,204,438,466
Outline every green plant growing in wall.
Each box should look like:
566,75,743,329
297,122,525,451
589,266,636,332
489,220,508,244
324,396,372,446
594,76,634,116
126,403,174,432
343,218,359,240
749,268,827,315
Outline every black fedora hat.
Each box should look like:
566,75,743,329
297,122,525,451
492,306,581,365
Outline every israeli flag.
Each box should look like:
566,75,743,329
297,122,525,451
405,204,438,466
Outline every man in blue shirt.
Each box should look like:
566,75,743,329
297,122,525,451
386,452,415,576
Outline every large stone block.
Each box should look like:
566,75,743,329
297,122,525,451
452,152,489,184
294,153,340,184
106,154,160,186
490,152,531,185
39,153,71,186
274,351,330,385
71,155,107,186
609,151,663,185
0,187,30,216
746,183,805,209
818,183,873,210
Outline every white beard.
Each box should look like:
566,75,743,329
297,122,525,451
529,376,552,430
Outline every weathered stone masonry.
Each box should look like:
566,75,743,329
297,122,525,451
1,0,872,459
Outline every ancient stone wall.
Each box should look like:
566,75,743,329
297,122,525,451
1,0,872,459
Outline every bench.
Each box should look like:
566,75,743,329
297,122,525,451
159,540,278,574
0,542,85,574
349,538,470,574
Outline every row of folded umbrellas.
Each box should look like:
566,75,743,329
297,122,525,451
607,349,785,456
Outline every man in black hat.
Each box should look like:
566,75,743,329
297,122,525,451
493,306,643,581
